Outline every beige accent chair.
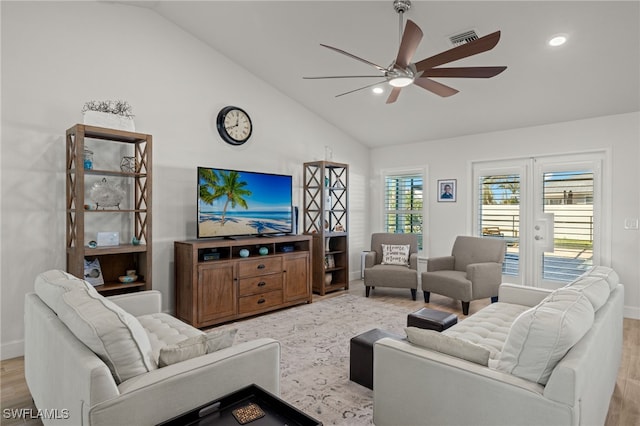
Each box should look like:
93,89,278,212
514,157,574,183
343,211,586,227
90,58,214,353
364,233,419,300
422,235,506,315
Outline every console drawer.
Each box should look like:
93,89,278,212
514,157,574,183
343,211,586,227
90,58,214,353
238,257,282,278
239,290,284,314
239,273,283,296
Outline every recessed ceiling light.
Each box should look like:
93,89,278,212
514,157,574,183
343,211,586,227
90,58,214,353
548,34,568,47
372,87,384,94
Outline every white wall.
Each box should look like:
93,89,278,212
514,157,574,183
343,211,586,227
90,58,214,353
0,1,370,359
370,112,640,318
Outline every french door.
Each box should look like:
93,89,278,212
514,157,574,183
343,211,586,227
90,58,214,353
473,152,607,288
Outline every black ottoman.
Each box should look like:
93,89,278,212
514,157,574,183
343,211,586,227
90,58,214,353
349,328,404,390
407,308,457,332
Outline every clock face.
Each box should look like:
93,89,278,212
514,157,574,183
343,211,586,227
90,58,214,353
217,106,252,145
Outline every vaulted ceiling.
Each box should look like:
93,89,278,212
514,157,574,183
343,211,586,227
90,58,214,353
128,1,640,147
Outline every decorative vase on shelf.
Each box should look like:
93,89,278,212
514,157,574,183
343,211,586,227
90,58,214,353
83,111,135,131
325,272,333,286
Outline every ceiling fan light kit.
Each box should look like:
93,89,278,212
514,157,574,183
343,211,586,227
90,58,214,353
303,0,507,104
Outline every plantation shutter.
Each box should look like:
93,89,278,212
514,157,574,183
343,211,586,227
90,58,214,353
384,173,423,249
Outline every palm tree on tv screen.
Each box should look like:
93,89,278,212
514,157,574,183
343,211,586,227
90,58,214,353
200,169,252,225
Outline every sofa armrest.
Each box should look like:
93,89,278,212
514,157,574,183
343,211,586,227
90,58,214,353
466,262,503,298
373,338,572,426
427,256,454,272
364,251,377,268
107,290,162,316
409,252,418,270
498,283,553,307
88,338,281,426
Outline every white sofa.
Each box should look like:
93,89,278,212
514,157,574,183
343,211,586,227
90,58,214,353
373,267,624,426
25,270,280,426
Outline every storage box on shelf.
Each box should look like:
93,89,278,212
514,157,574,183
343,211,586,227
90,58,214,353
66,124,152,295
174,235,312,328
303,161,349,295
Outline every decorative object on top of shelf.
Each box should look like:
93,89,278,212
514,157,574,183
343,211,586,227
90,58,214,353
131,236,140,245
88,240,97,248
82,100,135,131
216,106,252,145
83,148,94,170
335,224,345,232
90,178,125,209
239,249,250,258
259,246,269,256
437,179,457,202
120,156,138,173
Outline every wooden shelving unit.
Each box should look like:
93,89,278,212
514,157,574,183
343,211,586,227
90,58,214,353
303,161,349,295
174,235,312,328
65,124,152,295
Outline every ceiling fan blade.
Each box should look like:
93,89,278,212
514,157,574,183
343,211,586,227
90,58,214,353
423,66,507,78
395,19,423,68
303,75,387,80
386,87,402,104
335,80,388,98
415,31,502,72
414,78,459,97
320,44,387,72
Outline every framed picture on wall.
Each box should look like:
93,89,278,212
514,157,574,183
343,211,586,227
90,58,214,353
437,179,457,202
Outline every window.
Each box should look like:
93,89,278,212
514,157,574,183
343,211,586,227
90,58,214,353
384,173,423,249
477,174,521,276
542,171,594,282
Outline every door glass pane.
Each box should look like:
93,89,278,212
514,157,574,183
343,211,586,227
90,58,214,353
478,174,520,275
542,171,594,282
384,174,423,249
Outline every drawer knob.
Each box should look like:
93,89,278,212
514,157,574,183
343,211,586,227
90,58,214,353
257,298,266,304
257,281,266,287
257,264,266,269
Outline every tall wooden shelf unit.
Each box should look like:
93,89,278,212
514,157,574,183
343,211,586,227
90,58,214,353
66,124,152,295
303,161,349,295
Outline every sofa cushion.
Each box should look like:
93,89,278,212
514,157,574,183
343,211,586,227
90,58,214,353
444,302,530,359
381,244,410,266
584,266,619,291
59,287,156,383
35,270,89,313
138,313,205,361
158,328,238,367
406,327,490,366
138,313,238,366
565,276,610,311
495,288,594,385
35,270,156,384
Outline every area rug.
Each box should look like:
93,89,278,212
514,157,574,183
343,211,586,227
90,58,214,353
215,294,410,425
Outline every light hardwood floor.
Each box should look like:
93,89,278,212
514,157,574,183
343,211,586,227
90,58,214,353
2,280,638,425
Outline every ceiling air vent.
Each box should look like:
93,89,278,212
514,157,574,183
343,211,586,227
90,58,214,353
449,30,479,46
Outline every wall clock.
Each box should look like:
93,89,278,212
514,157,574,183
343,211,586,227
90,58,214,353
216,106,252,145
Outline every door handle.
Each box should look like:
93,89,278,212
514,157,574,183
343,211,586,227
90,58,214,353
257,264,265,269
257,281,266,287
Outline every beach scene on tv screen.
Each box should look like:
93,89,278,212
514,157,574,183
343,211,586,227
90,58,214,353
198,168,292,237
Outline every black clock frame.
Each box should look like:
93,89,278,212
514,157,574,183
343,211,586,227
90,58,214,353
216,106,252,146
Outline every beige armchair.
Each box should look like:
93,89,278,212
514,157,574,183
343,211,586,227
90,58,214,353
364,233,419,300
422,235,506,315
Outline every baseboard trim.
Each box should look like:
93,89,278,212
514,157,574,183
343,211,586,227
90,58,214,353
1,339,24,361
624,305,640,320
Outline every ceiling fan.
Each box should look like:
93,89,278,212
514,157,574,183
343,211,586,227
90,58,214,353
303,0,507,104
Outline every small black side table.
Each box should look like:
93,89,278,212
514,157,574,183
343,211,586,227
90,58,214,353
407,307,458,332
349,328,405,390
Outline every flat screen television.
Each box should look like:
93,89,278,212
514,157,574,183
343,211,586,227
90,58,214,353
197,167,293,238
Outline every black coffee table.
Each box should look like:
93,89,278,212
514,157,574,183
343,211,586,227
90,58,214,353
158,384,321,426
